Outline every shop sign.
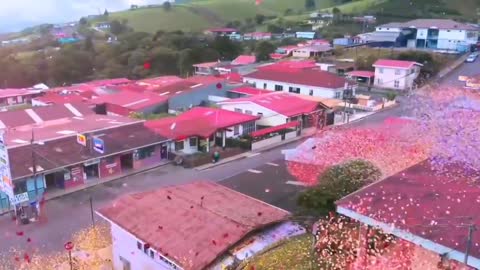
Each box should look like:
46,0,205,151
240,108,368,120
77,134,87,147
0,131,14,202
12,192,29,205
93,137,105,154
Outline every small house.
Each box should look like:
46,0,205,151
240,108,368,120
373,59,422,90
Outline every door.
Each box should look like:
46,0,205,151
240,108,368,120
84,164,99,179
120,154,134,171
160,144,168,159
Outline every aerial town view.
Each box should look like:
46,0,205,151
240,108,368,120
0,0,479,269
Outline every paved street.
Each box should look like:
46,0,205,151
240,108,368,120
0,61,473,255
437,56,480,87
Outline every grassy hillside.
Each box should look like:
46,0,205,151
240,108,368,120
111,0,480,33
110,0,338,33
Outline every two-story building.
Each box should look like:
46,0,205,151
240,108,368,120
242,63,348,99
373,59,422,90
373,19,479,52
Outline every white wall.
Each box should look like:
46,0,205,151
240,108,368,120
220,102,288,127
374,66,420,90
31,99,49,107
111,223,180,270
438,29,466,41
170,137,198,154
242,77,344,99
292,50,312,58
415,28,428,39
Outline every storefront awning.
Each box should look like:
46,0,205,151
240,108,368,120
251,121,299,138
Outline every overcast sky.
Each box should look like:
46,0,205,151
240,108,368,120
0,0,162,33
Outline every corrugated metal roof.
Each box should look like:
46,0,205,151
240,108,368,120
98,181,290,270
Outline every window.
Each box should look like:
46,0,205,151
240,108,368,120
149,250,155,259
137,242,142,250
274,85,283,91
334,92,341,99
288,87,300,94
394,80,400,88
245,110,253,115
234,125,240,135
174,141,184,151
257,112,263,117
234,108,242,113
136,146,155,160
309,89,314,96
263,83,267,89
189,137,197,147
395,69,401,75
13,181,27,194
242,122,255,134
377,78,382,84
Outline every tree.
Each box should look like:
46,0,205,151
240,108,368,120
163,1,172,11
255,14,266,25
83,36,94,52
267,24,284,34
305,0,316,10
386,91,397,101
332,7,341,22
79,17,88,26
110,20,127,35
297,160,381,215
211,36,241,60
104,9,109,17
255,41,276,61
284,8,293,16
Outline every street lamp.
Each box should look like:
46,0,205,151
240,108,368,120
64,241,74,270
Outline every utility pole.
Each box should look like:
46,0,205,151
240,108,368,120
89,196,95,227
464,224,477,265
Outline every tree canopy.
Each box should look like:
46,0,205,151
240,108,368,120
297,160,382,215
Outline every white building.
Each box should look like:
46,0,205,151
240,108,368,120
145,107,258,154
218,92,322,127
243,64,347,99
374,19,479,52
373,59,422,90
97,181,294,270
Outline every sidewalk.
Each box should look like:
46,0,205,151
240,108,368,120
195,128,317,171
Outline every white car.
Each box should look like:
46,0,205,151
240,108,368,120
466,55,477,63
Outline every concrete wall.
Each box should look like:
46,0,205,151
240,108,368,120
242,77,344,99
374,66,420,90
170,138,199,154
220,103,288,127
252,136,282,151
110,223,178,270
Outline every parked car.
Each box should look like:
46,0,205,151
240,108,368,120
466,55,477,63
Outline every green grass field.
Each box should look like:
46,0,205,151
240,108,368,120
109,0,480,33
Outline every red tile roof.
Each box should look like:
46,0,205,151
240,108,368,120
219,92,320,117
228,86,271,96
221,73,243,83
137,76,183,87
184,75,225,85
98,181,290,270
145,107,259,139
373,59,421,69
0,89,40,99
245,68,346,89
336,160,480,262
90,91,168,111
259,60,317,71
269,53,289,60
347,70,376,78
231,55,256,66
34,91,92,105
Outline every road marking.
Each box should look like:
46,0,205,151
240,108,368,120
248,169,262,174
247,153,261,158
286,181,308,186
266,162,279,167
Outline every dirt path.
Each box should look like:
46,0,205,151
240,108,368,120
186,5,226,26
